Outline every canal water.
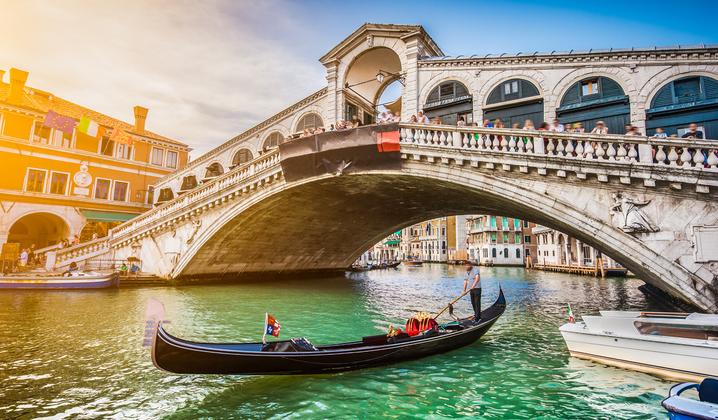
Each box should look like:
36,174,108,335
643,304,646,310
1,265,673,418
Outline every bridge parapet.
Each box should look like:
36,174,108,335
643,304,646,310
110,150,282,246
399,123,718,192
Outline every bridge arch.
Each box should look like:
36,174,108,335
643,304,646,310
7,211,72,248
169,163,713,311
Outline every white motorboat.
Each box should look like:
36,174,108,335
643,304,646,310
560,311,718,382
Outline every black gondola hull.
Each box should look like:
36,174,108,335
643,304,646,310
152,289,505,375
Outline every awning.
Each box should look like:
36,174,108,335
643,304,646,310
81,210,138,223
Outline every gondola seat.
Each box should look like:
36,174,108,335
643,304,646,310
261,337,318,352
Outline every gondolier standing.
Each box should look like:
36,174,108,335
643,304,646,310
464,264,482,320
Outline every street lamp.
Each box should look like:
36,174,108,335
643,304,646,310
376,71,385,84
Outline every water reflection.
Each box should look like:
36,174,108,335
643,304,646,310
0,265,672,418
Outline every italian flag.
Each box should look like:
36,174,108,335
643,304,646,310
567,303,575,323
78,116,101,137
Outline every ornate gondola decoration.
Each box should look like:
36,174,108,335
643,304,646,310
149,288,506,375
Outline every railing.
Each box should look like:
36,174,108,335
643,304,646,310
399,123,718,170
110,149,281,241
53,237,110,267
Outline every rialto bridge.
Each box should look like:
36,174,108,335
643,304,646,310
48,24,718,312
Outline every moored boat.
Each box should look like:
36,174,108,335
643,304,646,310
151,289,506,375
403,257,423,267
0,271,119,289
662,377,718,420
560,311,718,382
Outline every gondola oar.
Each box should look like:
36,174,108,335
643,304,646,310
433,288,473,319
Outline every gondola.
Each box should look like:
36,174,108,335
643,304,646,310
150,288,506,375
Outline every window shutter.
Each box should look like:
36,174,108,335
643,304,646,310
703,77,718,99
560,84,581,106
651,84,674,108
599,77,624,98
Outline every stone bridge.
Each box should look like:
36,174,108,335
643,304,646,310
54,124,718,312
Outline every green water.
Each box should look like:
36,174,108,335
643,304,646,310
0,265,673,418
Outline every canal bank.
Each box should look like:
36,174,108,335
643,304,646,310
0,264,674,418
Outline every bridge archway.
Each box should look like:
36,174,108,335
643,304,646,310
170,163,713,311
343,46,403,123
7,212,70,248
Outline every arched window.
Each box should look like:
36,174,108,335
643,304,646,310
204,162,224,179
560,76,625,107
262,132,284,150
157,187,174,203
232,149,253,167
486,79,540,105
557,76,629,134
646,75,718,138
295,113,323,132
426,81,470,106
516,248,521,259
179,175,197,191
491,248,497,258
504,248,509,258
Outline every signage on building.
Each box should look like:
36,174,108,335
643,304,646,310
424,95,472,110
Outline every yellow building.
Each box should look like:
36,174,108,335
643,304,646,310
0,67,190,249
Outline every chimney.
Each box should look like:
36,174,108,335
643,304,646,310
8,68,29,103
133,105,148,132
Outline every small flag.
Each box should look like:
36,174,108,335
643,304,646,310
78,116,102,138
110,125,132,145
567,303,575,323
263,313,281,343
43,110,76,134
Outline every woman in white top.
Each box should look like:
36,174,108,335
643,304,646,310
590,120,609,135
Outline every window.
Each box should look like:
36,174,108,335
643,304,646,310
524,235,531,243
151,147,164,166
32,122,51,144
99,136,115,156
112,181,129,201
492,248,497,258
504,248,509,258
673,77,701,103
514,219,521,230
165,150,178,168
581,79,599,96
94,179,111,199
503,80,519,95
232,149,253,167
516,248,521,258
49,172,69,195
523,220,529,228
426,81,470,106
483,248,488,258
345,102,359,122
116,143,133,160
515,233,521,244
490,233,497,243
25,169,46,193
263,132,284,150
502,218,509,230
502,232,509,243
295,113,323,132
51,129,72,148
205,162,224,178
490,216,497,228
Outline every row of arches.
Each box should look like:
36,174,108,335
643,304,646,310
424,73,718,137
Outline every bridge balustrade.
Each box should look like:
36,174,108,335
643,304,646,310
398,124,718,171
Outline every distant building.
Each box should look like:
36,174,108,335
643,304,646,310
532,225,618,268
418,217,449,262
466,215,530,266
0,67,190,249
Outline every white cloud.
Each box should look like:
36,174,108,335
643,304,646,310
0,0,326,158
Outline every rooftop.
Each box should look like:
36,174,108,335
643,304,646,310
420,44,718,62
0,69,189,149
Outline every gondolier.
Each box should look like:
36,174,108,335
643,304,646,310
464,264,481,320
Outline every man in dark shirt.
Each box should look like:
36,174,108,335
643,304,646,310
682,123,704,139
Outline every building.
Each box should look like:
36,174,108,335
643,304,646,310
532,225,619,268
447,215,469,262
0,67,190,249
466,215,530,266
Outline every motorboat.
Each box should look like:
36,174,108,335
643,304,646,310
150,289,506,375
0,271,119,289
662,377,718,419
560,311,718,381
403,257,423,267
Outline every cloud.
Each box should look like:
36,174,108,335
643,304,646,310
0,0,326,158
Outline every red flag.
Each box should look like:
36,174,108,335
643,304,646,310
43,110,76,134
377,130,400,153
263,313,281,343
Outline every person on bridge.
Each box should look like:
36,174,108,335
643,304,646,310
464,264,482,320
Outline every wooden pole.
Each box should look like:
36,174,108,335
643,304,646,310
433,288,473,319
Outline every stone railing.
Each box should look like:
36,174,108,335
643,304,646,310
49,237,111,269
399,123,718,171
109,149,282,243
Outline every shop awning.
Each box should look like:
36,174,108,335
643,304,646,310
81,210,138,223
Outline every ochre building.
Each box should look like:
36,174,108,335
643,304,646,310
0,67,190,249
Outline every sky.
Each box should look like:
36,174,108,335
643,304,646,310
2,0,717,159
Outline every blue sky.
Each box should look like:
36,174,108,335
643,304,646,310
2,0,717,157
